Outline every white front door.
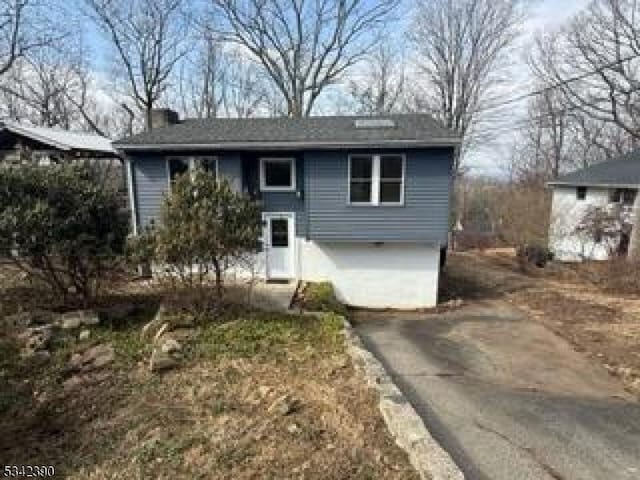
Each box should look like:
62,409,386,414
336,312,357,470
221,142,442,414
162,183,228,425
263,213,295,280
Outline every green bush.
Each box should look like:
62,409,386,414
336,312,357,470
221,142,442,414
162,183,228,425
0,164,129,303
135,169,261,311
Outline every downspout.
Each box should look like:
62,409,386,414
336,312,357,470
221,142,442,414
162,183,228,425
125,157,138,236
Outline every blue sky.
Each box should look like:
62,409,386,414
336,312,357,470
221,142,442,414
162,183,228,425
79,0,594,176
466,0,594,176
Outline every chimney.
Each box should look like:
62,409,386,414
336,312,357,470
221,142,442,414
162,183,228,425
150,108,179,130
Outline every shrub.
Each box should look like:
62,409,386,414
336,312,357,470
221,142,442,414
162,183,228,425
144,169,261,311
0,164,129,303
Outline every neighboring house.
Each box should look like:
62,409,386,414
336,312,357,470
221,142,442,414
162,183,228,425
114,110,460,308
0,121,125,203
0,121,117,165
548,149,640,261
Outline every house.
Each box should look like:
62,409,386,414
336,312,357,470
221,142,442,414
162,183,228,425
114,110,460,308
548,149,640,261
0,121,117,164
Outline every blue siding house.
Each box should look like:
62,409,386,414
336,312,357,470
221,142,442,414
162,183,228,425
114,111,459,308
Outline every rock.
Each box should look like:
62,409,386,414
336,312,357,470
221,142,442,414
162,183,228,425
78,329,91,341
160,338,181,354
149,349,178,372
5,310,57,328
59,310,100,329
63,371,110,391
69,344,115,372
268,394,299,416
21,349,51,364
153,323,170,343
19,325,53,353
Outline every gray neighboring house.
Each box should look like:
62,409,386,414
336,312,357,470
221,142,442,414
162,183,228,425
548,149,640,261
114,110,460,308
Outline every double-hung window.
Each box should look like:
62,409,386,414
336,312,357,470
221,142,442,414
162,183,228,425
349,154,404,205
167,156,218,190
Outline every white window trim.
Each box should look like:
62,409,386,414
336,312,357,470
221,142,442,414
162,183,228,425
166,155,218,192
260,157,296,192
347,153,405,206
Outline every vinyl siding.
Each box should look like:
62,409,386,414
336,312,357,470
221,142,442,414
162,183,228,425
305,148,453,244
132,155,168,229
260,157,306,236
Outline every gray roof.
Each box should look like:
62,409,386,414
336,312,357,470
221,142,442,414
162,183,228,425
114,114,460,151
548,149,640,188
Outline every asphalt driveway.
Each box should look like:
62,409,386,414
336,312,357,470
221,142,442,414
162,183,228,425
352,301,640,480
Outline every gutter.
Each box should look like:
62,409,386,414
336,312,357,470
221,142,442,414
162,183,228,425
548,181,640,189
113,138,461,151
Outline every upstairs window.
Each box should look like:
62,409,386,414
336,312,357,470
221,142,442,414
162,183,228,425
349,154,405,205
260,158,295,191
349,155,373,203
168,157,190,183
167,156,218,189
576,186,587,200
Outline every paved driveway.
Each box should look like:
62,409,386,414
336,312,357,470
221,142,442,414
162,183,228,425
352,301,640,480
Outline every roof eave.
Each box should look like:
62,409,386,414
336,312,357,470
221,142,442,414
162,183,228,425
548,181,640,189
113,138,461,151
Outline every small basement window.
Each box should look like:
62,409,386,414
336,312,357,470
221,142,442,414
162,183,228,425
260,158,295,191
576,186,587,200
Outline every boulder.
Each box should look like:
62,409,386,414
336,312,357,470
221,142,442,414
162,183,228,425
149,349,178,372
78,329,91,341
160,338,182,354
59,310,100,329
69,344,115,372
19,325,53,353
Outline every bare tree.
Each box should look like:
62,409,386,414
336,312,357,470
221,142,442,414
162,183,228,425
85,0,191,130
349,44,405,115
530,0,640,260
409,0,527,175
0,0,58,76
0,38,99,130
211,0,398,117
177,33,268,119
531,0,640,142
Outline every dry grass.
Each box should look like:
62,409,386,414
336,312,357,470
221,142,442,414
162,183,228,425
442,251,640,398
0,271,418,479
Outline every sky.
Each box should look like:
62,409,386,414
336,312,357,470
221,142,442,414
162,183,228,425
78,0,594,178
465,0,594,177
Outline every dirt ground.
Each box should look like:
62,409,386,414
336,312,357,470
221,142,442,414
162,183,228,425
442,250,640,399
0,269,418,479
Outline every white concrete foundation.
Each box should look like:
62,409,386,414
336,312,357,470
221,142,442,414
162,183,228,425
297,239,441,309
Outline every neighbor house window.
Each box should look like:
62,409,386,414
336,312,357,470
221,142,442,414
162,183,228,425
610,188,637,205
260,158,295,191
349,154,405,205
576,186,587,200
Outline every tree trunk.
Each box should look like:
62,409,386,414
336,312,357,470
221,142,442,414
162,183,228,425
628,191,640,262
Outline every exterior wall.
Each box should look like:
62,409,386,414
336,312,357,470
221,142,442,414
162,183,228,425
130,152,244,229
131,155,169,229
304,148,453,244
260,157,306,236
549,186,616,261
297,240,441,308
